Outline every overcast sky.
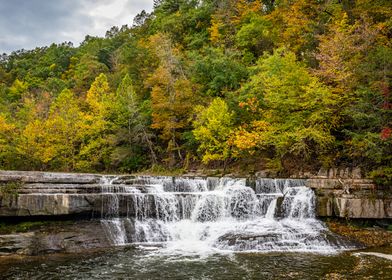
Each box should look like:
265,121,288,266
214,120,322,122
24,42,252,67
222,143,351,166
0,0,153,54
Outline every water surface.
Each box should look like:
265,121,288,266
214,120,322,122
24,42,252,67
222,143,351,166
1,246,392,279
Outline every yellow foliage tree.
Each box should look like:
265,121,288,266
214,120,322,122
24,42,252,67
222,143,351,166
193,98,234,167
267,0,321,55
78,73,116,171
0,115,16,167
18,89,86,170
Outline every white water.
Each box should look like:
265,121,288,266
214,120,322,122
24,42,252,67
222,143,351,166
100,176,354,255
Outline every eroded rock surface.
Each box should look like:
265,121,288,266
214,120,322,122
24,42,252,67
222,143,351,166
0,221,110,256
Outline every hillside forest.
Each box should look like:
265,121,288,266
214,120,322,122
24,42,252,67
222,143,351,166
0,0,391,183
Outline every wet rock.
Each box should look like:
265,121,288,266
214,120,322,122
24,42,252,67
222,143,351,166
215,229,358,251
355,252,392,261
0,221,110,256
0,233,34,255
316,196,334,217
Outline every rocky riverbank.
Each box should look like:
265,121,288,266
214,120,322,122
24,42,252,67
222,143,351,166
326,220,392,248
0,220,110,256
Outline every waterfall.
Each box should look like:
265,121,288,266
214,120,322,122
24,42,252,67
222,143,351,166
100,176,354,254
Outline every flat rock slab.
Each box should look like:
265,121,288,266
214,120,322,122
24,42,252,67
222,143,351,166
354,252,392,261
0,171,103,184
0,221,110,256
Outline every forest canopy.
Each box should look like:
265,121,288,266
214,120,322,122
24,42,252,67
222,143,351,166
0,0,391,182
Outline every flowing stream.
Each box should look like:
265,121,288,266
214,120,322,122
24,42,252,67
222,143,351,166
3,176,390,279
99,176,354,255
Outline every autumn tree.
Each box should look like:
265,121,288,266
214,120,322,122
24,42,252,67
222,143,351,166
146,33,198,166
17,89,85,170
268,0,324,59
316,9,392,176
315,13,379,94
0,115,16,168
78,73,115,171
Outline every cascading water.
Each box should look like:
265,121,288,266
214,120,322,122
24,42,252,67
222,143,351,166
100,176,354,254
100,176,127,245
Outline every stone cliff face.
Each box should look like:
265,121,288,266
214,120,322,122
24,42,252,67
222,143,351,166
0,171,103,217
307,178,392,219
0,170,391,219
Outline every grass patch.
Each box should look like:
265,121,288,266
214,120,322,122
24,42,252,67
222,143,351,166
0,180,23,199
0,220,74,235
369,167,392,189
0,221,49,234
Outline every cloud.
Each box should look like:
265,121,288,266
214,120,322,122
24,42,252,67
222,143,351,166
0,0,153,54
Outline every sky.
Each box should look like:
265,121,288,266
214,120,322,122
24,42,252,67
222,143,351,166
0,0,153,54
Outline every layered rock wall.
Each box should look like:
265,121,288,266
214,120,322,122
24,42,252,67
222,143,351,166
307,178,392,219
1,170,391,219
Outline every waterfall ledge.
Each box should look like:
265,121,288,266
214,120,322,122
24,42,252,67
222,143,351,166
1,171,387,256
0,171,390,219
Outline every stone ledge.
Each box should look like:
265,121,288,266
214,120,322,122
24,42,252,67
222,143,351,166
0,221,110,256
0,171,102,184
306,178,375,190
1,170,390,220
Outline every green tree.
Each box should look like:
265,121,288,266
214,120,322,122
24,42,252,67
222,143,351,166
193,98,234,167
235,13,275,58
189,47,247,96
111,74,157,170
236,49,337,171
